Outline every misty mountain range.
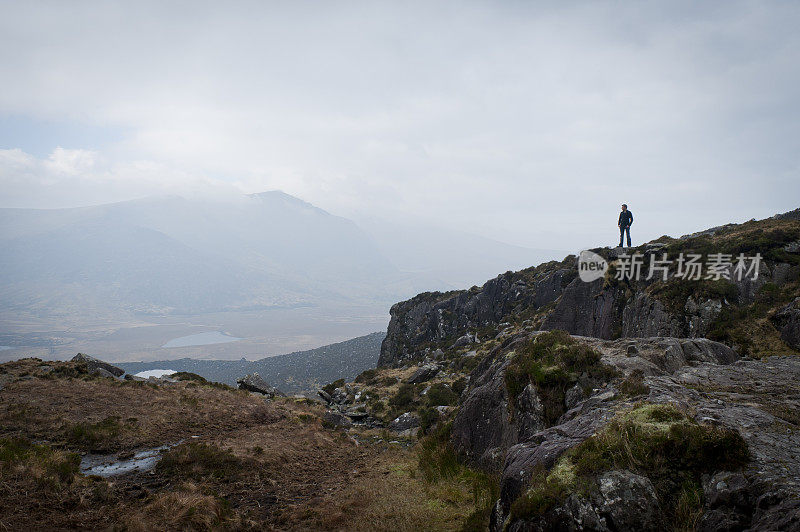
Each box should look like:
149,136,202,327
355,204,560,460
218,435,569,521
0,191,563,323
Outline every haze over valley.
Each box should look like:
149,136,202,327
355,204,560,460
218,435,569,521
0,191,562,362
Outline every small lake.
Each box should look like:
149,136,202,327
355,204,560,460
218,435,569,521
134,369,177,379
162,331,243,348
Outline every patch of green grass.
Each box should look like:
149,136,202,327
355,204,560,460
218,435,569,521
381,376,400,386
52,362,89,379
156,443,244,481
425,383,459,407
504,331,619,426
510,403,750,527
0,437,80,490
415,422,499,531
509,465,572,519
65,416,125,450
709,281,799,355
297,413,315,424
417,422,461,483
418,407,439,434
452,377,468,397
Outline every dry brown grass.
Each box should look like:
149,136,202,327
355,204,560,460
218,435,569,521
0,359,288,451
129,483,230,531
0,358,486,531
273,446,481,531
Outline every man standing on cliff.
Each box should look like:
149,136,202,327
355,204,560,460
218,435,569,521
618,204,633,247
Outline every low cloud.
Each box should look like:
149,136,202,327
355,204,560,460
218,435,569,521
1,2,799,249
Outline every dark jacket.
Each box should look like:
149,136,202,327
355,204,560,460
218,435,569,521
618,210,633,227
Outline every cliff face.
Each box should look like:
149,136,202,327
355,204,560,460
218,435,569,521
378,262,575,367
379,211,800,368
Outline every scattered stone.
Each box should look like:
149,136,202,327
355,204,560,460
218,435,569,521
344,406,369,420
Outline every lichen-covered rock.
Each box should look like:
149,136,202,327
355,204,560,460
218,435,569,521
596,471,663,531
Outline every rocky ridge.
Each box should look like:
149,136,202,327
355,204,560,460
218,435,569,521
345,209,800,530
379,211,800,368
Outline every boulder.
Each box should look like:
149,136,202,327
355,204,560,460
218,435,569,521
236,373,285,398
407,364,440,384
93,367,118,379
71,353,125,377
344,406,369,420
322,411,352,428
452,333,476,348
596,471,664,531
390,412,419,432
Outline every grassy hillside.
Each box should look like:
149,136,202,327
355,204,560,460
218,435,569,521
0,357,493,530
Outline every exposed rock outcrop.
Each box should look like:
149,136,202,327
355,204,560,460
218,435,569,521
379,250,799,369
71,353,125,378
236,373,285,398
448,330,800,531
378,264,576,367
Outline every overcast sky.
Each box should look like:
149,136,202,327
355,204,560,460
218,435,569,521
1,1,798,252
